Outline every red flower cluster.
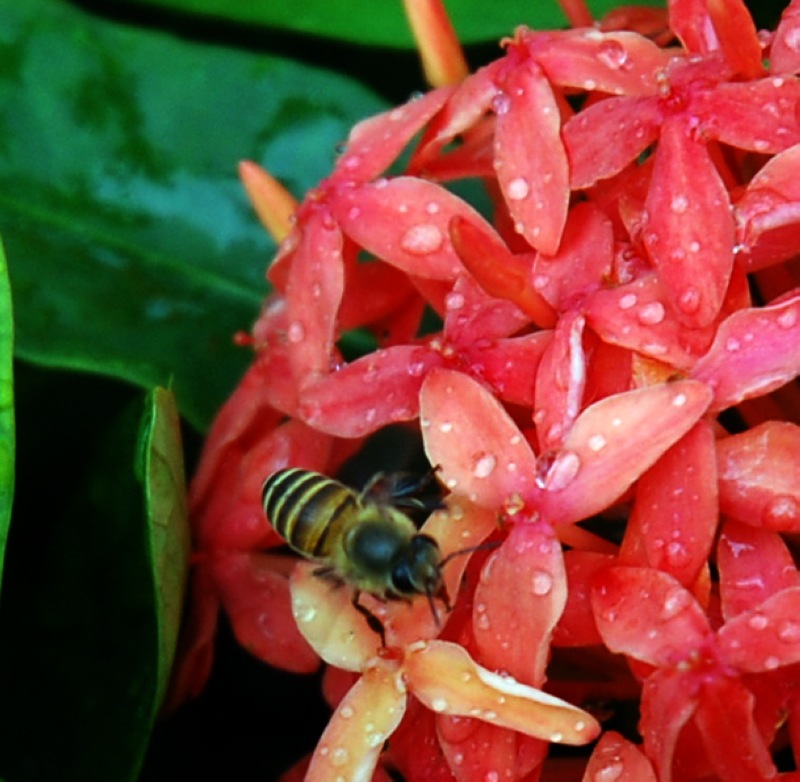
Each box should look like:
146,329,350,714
171,0,800,779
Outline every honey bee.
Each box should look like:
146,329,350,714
262,467,449,643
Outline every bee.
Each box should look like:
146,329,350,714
262,467,449,644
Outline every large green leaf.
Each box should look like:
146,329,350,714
0,0,388,431
137,387,190,712
0,370,188,782
0,239,12,598
104,0,666,47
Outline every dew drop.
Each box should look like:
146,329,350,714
618,293,638,310
725,336,741,352
594,761,624,781
778,620,800,643
749,612,769,630
439,421,454,433
661,587,692,619
492,93,512,115
671,392,688,407
551,731,564,742
670,194,689,214
677,286,701,314
764,655,781,670
445,291,465,310
294,602,317,623
430,697,449,712
330,747,350,768
784,26,800,52
485,771,500,782
506,176,531,200
587,434,608,452
287,321,305,343
531,569,554,596
400,224,444,255
638,301,666,325
539,450,582,491
473,452,497,479
597,39,628,70
347,206,361,220
339,705,354,719
777,307,798,330
343,154,362,171
763,494,800,527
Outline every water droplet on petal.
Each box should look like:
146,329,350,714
492,93,511,115
778,307,798,330
618,293,638,310
472,452,497,479
587,434,607,452
400,224,444,255
638,301,665,325
725,336,741,352
749,612,769,630
506,176,531,201
287,321,305,343
594,761,624,782
778,620,800,643
430,697,449,712
670,194,689,214
330,747,350,767
661,587,692,619
597,39,628,70
763,495,800,528
445,291,465,310
531,569,554,596
538,450,581,491
677,286,701,314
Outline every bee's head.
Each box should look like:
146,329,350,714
391,534,445,610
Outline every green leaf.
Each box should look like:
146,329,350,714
0,238,12,598
102,0,666,47
0,0,388,431
0,370,178,782
137,387,190,712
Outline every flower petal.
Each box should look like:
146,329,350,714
290,561,377,672
691,295,800,411
716,421,800,531
718,520,800,620
629,421,718,587
494,57,569,255
420,368,538,508
473,525,567,685
404,640,600,744
306,658,408,782
213,553,321,672
534,311,586,452
332,177,483,279
771,2,800,74
643,117,735,328
564,96,661,189
591,566,713,666
693,676,776,780
299,345,444,438
582,730,657,782
538,381,713,525
333,88,454,183
718,586,800,672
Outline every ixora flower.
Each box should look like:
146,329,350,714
168,0,800,778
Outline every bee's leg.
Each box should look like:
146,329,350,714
351,590,387,647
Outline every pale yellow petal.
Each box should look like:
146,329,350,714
307,660,408,782
404,640,600,745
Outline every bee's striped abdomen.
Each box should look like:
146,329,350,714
262,468,359,558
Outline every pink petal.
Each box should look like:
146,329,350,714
339,259,419,331
466,331,551,408
584,273,716,371
553,551,616,647
410,62,503,172
530,202,615,310
213,553,321,673
691,294,800,411
693,79,800,154
591,566,713,666
387,699,456,782
718,520,800,620
735,144,800,269
537,381,713,525
642,117,735,328
403,640,600,744
306,659,408,782
718,587,800,672
639,668,698,782
693,676,776,780
443,273,530,346
771,1,800,74
332,87,454,183
299,345,444,437
284,209,345,386
493,57,569,255
630,420,718,587
419,368,539,509
289,561,378,672
534,311,587,452
716,421,800,531
331,177,484,280
564,96,661,189
532,29,673,96
473,525,567,685
582,730,657,782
